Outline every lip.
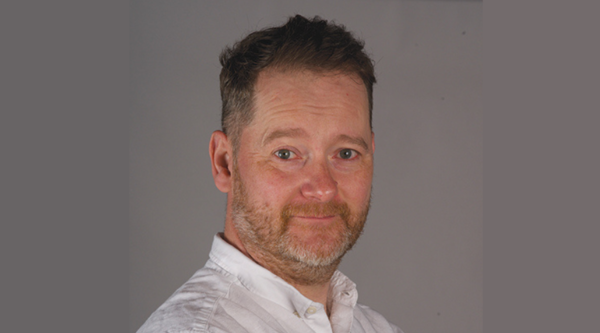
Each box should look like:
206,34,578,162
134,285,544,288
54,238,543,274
292,215,336,221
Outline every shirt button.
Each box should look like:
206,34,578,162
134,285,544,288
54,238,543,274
306,306,317,314
293,311,301,318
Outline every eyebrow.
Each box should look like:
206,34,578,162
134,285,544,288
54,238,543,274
262,128,370,151
336,134,370,151
262,128,308,146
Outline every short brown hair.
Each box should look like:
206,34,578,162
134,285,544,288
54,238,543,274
219,15,376,150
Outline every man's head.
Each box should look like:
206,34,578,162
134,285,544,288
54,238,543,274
210,15,376,285
219,14,376,151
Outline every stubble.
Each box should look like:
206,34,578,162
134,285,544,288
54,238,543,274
231,165,369,286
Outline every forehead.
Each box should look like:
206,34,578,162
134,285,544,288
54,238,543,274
250,70,369,132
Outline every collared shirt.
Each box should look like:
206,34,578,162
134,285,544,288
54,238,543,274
138,234,403,333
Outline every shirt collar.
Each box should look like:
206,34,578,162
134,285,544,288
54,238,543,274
207,233,358,316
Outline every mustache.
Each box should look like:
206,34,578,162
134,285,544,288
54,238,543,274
280,201,351,221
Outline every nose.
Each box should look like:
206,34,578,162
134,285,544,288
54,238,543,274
300,160,338,202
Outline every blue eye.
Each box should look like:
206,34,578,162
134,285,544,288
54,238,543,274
339,149,355,159
275,149,294,159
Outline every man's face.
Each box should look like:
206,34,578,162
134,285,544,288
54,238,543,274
231,70,374,268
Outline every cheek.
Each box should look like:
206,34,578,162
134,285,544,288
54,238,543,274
240,163,299,206
338,168,373,206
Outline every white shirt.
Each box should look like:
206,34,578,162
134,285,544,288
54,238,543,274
138,234,402,333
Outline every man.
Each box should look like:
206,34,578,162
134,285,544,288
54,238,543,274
138,15,402,333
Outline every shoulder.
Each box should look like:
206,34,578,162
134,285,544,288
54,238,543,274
137,267,236,333
354,303,404,333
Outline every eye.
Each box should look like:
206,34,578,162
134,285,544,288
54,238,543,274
338,149,357,159
275,149,295,160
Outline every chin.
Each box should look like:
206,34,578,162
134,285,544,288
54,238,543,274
278,228,355,267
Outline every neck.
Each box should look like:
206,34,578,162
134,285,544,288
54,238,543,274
254,248,341,306
290,279,332,311
222,228,340,310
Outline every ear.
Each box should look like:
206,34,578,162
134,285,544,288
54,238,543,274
209,130,233,193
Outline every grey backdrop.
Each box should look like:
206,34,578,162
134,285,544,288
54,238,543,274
130,1,482,332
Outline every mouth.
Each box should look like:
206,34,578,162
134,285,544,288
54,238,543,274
292,215,336,220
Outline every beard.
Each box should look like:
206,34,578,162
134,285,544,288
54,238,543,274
231,166,370,284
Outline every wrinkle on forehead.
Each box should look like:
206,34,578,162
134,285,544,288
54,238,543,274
255,70,367,107
246,70,371,150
